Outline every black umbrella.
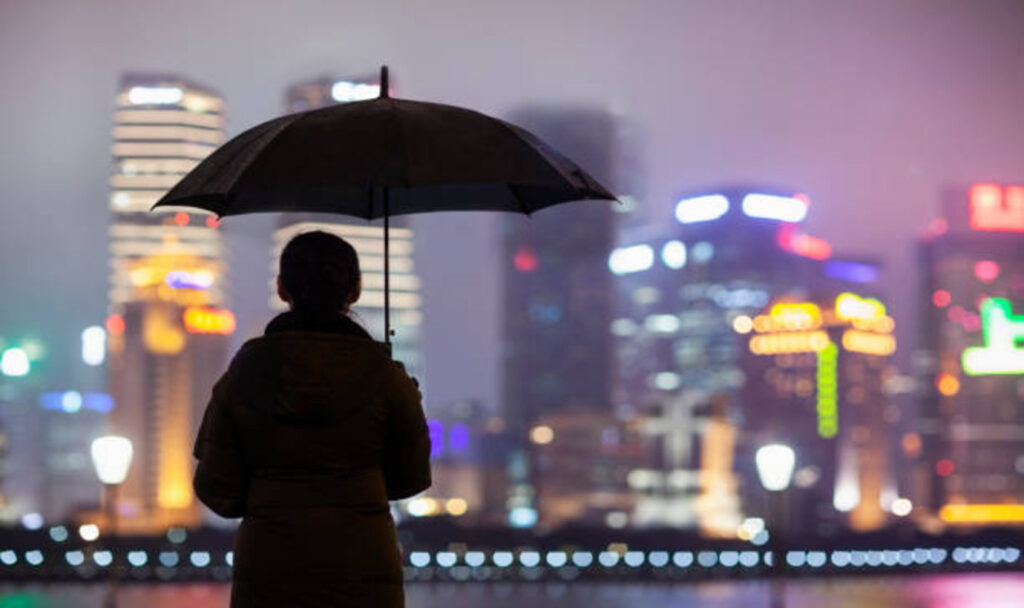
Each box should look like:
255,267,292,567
154,66,616,343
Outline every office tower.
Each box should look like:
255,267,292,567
916,183,1024,526
741,292,896,533
106,74,232,532
612,187,831,532
270,75,423,375
500,106,619,432
38,391,111,521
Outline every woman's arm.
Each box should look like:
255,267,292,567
381,362,432,500
193,369,249,518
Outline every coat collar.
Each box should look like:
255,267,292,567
264,310,373,340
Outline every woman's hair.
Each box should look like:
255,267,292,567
279,231,361,314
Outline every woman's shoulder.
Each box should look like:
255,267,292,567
231,332,394,370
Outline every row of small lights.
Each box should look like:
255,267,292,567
404,546,1021,570
0,549,232,569
0,547,1018,575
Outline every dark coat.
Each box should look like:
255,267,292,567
193,312,431,608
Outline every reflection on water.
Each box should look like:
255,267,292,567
1,574,1023,608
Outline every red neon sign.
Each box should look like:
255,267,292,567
777,224,832,260
970,183,1024,232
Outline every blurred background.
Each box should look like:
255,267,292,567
1,0,1023,605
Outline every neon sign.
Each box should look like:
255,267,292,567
961,298,1024,375
842,329,896,356
675,194,729,224
608,244,654,275
969,183,1024,232
749,330,830,355
182,307,236,335
165,270,215,290
835,292,886,322
741,193,808,223
128,86,183,105
939,504,1024,524
824,261,879,284
777,224,832,260
816,342,838,439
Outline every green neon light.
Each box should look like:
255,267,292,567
962,298,1024,376
816,342,838,438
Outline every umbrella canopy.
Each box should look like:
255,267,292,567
153,70,614,219
153,67,617,343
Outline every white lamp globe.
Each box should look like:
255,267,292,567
91,436,133,485
755,443,796,492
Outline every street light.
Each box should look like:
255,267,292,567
755,444,796,492
91,435,133,608
755,443,795,608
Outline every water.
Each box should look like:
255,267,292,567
1,574,1023,607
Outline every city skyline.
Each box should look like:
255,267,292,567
3,1,1024,415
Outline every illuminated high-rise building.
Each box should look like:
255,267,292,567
916,183,1024,527
106,74,233,532
612,187,833,532
740,292,897,533
270,75,423,375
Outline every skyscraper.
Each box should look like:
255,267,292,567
500,106,619,431
916,183,1024,526
270,75,423,375
611,187,834,532
106,74,232,532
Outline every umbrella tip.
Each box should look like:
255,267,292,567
379,65,389,98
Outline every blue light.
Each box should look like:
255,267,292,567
519,551,540,567
427,420,443,458
40,391,114,413
86,393,115,413
648,551,670,567
824,260,880,284
741,193,808,222
675,194,729,224
508,507,537,528
697,551,718,568
61,391,83,413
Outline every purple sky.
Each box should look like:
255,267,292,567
2,0,1024,409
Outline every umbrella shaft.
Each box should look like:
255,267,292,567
383,188,391,346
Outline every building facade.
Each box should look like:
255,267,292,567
500,106,619,432
105,74,232,532
916,183,1024,526
270,75,423,376
611,187,849,534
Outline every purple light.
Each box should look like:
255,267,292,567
824,261,880,284
427,419,444,458
449,423,469,454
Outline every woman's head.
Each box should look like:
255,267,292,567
278,231,361,314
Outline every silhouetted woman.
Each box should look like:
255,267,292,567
193,231,431,608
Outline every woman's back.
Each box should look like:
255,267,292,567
193,312,430,608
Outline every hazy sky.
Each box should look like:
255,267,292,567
2,0,1023,409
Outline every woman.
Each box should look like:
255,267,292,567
193,230,431,608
